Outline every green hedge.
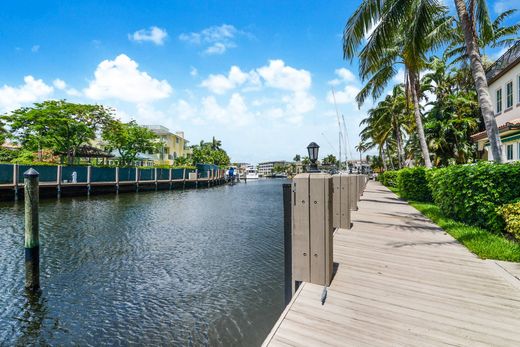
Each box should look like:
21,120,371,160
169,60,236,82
497,201,520,240
378,170,399,187
427,162,520,233
397,167,432,202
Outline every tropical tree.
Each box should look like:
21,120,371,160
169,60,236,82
293,154,301,162
174,156,192,166
102,120,159,166
446,8,520,63
210,136,222,150
343,0,452,168
190,139,231,166
3,100,113,164
322,154,338,166
452,0,503,162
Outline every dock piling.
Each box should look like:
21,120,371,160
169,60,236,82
24,168,40,291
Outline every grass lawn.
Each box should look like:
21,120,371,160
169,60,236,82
387,187,520,262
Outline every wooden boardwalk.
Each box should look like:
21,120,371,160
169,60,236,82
263,180,520,347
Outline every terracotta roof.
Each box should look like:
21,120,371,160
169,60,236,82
471,118,520,141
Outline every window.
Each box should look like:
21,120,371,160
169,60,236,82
506,81,513,109
496,88,502,113
507,144,513,160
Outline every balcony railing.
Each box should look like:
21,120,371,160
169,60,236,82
486,40,520,83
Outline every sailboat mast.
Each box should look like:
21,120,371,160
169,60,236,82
331,87,342,169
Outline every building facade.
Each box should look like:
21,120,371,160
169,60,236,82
142,125,190,165
257,161,289,176
472,41,520,162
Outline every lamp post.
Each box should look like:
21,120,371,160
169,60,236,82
307,142,320,172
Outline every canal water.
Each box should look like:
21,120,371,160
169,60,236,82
0,179,286,346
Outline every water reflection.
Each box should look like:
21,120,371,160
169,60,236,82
0,180,286,346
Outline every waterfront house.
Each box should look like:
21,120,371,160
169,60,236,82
141,125,191,165
472,40,520,161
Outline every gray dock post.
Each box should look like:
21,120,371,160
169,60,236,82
115,167,119,193
169,168,173,190
154,168,158,191
135,167,139,192
13,164,19,201
195,169,199,189
24,168,40,291
283,183,293,306
183,168,186,190
57,165,62,198
87,166,92,195
208,170,211,188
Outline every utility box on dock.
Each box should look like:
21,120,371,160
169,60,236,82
292,173,333,286
189,172,197,180
332,174,351,230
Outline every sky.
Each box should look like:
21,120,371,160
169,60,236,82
0,0,518,164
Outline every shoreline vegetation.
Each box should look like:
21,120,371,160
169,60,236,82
387,186,520,262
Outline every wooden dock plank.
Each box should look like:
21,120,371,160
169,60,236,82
263,180,520,346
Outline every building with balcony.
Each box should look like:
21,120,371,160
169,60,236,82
472,40,520,162
141,125,191,165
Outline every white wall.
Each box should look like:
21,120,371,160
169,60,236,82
490,63,520,125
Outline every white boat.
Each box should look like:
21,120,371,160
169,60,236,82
245,165,259,179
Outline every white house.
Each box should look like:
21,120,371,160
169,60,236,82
472,40,520,162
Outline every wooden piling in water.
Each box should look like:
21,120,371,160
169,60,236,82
24,168,40,291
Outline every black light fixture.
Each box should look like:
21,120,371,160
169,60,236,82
307,142,320,172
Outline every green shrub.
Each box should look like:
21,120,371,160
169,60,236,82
398,167,432,202
379,170,399,187
497,201,520,240
427,162,520,233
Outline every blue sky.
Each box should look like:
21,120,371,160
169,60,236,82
0,0,518,163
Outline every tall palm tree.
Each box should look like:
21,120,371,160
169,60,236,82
343,0,451,168
446,8,519,64
453,0,503,162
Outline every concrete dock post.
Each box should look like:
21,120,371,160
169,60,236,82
24,168,40,291
154,168,158,191
183,168,186,190
195,169,199,189
208,170,211,188
87,166,92,195
135,167,139,192
168,168,173,190
57,165,62,197
13,164,19,201
332,173,351,230
115,167,119,192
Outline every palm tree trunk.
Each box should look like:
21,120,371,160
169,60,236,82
408,71,433,168
380,146,388,172
395,125,404,169
454,0,503,163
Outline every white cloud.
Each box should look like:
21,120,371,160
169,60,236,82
0,76,53,112
179,24,247,55
129,26,168,45
328,68,357,85
53,78,67,90
84,54,172,103
327,85,360,105
190,66,198,77
53,78,81,97
202,93,253,126
31,45,40,53
201,65,260,94
257,59,311,91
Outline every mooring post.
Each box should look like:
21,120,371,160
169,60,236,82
57,165,62,198
207,170,211,188
135,167,139,192
13,164,19,201
282,183,293,306
154,168,158,191
24,168,40,291
183,168,186,190
195,169,199,189
115,167,119,193
87,166,92,195
168,168,173,190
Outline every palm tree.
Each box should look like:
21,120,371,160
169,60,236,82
359,85,412,169
211,136,222,150
446,9,519,64
453,0,503,162
343,0,451,168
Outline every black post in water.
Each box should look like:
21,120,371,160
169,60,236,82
24,168,40,291
282,183,292,306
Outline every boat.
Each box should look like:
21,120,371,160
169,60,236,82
246,165,259,179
